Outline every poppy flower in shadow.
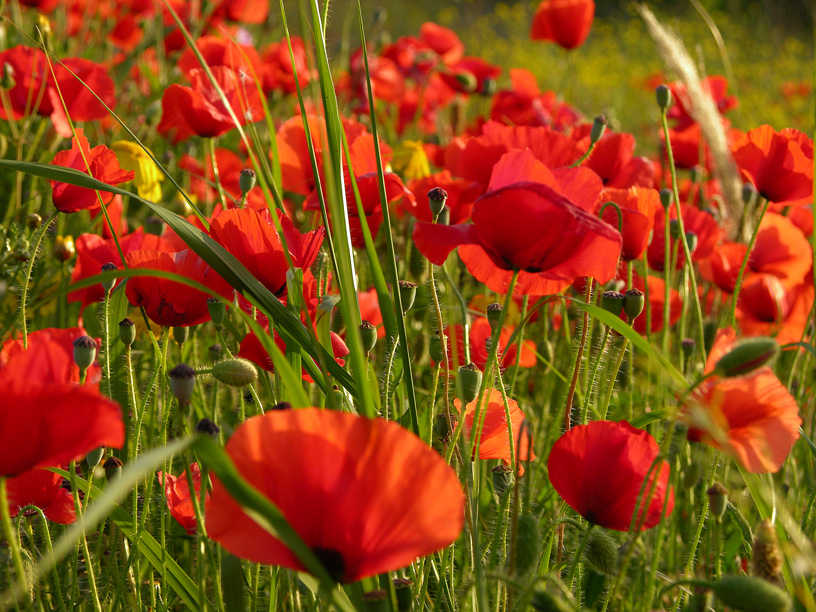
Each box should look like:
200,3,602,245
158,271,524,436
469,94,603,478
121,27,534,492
6,467,76,524
548,420,673,531
530,0,595,50
735,275,813,345
491,68,582,129
647,203,722,272
205,409,465,583
158,463,209,535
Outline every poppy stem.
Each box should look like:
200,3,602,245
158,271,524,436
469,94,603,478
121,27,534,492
729,197,771,329
103,288,113,399
599,336,628,422
565,279,594,431
19,211,57,349
0,477,35,612
581,326,611,425
68,461,104,612
208,137,229,212
565,523,594,593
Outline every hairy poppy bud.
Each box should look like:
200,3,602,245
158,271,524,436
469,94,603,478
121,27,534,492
585,529,619,576
359,321,377,355
590,114,608,144
168,364,196,404
119,317,136,348
145,216,164,236
213,358,258,387
685,231,699,254
707,483,728,519
85,446,105,469
655,84,672,110
362,590,388,612
207,298,226,328
513,513,540,575
601,290,625,316
714,337,779,378
710,575,790,612
398,280,417,314
103,456,123,481
195,418,221,437
623,289,645,322
492,464,514,501
100,262,117,293
53,235,75,262
209,343,223,361
429,330,445,363
239,168,256,195
530,590,572,612
392,578,413,612
428,187,448,220
456,363,482,404
73,335,97,371
486,302,502,331
173,326,189,347
25,213,41,230
752,520,783,587
659,188,673,210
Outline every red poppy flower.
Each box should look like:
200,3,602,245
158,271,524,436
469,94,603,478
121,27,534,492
414,181,621,296
0,335,124,477
443,318,537,372
647,203,722,272
1,327,102,386
205,409,465,583
157,463,209,535
667,76,737,131
124,249,233,327
597,187,660,261
548,420,674,531
7,467,76,525
50,129,134,213
216,0,269,23
731,125,813,206
358,288,385,339
158,66,265,144
177,36,263,80
491,68,582,129
438,57,501,95
573,127,655,188
404,172,483,224
419,22,464,65
684,329,801,473
530,0,595,50
261,36,314,95
340,48,406,113
108,13,143,51
208,207,324,298
397,74,457,135
736,275,813,345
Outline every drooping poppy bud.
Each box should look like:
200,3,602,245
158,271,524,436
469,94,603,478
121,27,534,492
601,290,624,316
173,326,189,347
623,289,645,322
104,456,123,481
710,575,790,612
655,84,672,110
212,358,258,387
486,302,502,331
685,231,699,254
713,337,779,378
585,529,618,576
359,321,378,356
398,280,417,314
119,317,136,348
239,168,257,195
168,363,196,404
513,513,540,575
752,519,783,587
590,114,608,144
196,418,221,438
428,186,448,220
707,483,728,519
100,262,117,293
492,464,514,500
456,363,482,404
72,335,97,373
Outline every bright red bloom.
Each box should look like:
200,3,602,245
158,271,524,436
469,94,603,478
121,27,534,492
50,129,134,213
732,125,813,206
438,57,501,95
684,329,801,473
404,172,482,224
158,66,265,144
177,36,263,80
124,249,233,327
206,409,465,583
414,181,621,296
444,318,537,372
574,127,655,188
419,22,464,65
358,288,385,339
736,275,813,345
491,68,582,129
158,463,209,535
261,36,314,95
548,420,674,531
7,467,76,525
108,13,143,51
667,76,737,131
208,207,324,298
216,0,269,23
597,187,660,261
647,203,722,272
1,327,101,386
530,0,595,50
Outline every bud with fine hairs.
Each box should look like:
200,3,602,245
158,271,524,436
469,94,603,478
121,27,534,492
713,337,779,378
359,321,378,356
119,317,137,348
212,358,258,387
398,280,417,314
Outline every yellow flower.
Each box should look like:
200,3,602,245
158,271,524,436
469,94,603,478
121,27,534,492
391,140,431,181
111,141,164,201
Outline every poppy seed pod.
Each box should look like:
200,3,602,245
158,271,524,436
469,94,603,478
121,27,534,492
359,321,378,355
713,337,779,378
207,298,226,328
168,364,196,404
456,363,482,404
72,335,97,372
710,575,790,612
100,262,117,293
623,289,645,322
481,77,497,97
361,590,388,612
398,280,418,314
486,302,503,331
669,218,682,240
436,206,450,225
492,464,514,500
590,114,608,144
103,456,123,481
585,529,619,576
601,290,625,316
685,231,699,254
195,418,221,438
173,326,189,347
659,188,673,210
393,579,414,612
655,84,672,109
239,168,256,195
681,338,696,360
212,358,258,387
428,186,448,220
707,483,728,519
119,317,136,348
454,70,477,93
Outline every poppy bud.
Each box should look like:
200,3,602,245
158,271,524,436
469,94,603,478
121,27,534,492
436,206,450,225
195,418,221,437
590,114,608,144
752,519,783,587
492,464,514,501
329,385,345,407
271,401,293,411
681,338,695,360
513,513,540,575
239,168,256,195
455,71,477,92
207,298,226,328
209,343,223,361
173,326,189,347
623,289,645,322
681,460,702,490
25,213,41,230
429,330,445,363
0,63,15,90
486,302,502,331
103,456,123,481
53,235,75,262
585,529,619,576
119,317,136,348
600,290,625,316
359,321,377,355
398,280,417,314
690,165,704,183
685,231,698,254
392,578,413,612
669,218,682,240
361,590,388,612
655,84,672,110
168,363,196,404
428,187,448,220
481,77,497,96
742,182,758,206
707,483,728,519
100,262,117,293
434,413,455,443
85,446,105,469
713,337,779,378
212,358,258,387
145,216,164,236
659,188,673,210
530,590,572,612
456,363,482,404
703,321,718,353
73,335,97,372
710,575,790,612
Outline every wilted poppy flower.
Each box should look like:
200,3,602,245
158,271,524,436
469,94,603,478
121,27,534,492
548,420,674,531
736,275,813,345
491,68,582,129
414,181,621,296
6,467,76,524
444,318,537,372
530,0,595,50
453,388,535,464
597,187,660,261
206,409,465,583
50,129,134,213
209,207,324,298
158,66,264,144
124,249,233,327
732,125,813,206
157,463,209,535
684,329,801,473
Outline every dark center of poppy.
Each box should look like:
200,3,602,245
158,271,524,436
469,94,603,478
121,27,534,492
311,547,346,583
